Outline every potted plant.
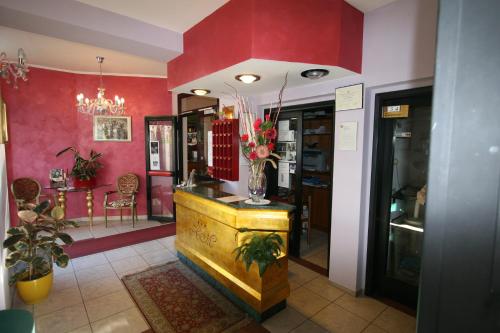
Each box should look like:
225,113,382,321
3,201,78,304
233,228,284,277
56,146,102,187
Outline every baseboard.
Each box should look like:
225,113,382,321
71,215,148,223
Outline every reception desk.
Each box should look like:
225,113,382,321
174,186,294,321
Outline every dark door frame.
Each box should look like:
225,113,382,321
365,86,433,308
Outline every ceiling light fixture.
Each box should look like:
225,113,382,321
0,48,29,89
300,69,329,80
76,56,125,115
190,89,210,96
235,74,261,84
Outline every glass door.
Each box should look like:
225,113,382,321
368,88,432,308
145,116,178,222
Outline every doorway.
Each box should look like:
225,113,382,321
366,86,433,309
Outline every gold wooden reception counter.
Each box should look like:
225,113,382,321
174,186,294,320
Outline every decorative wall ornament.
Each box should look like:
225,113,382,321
76,56,125,115
93,115,132,142
0,48,29,89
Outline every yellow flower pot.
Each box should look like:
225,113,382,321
16,271,53,304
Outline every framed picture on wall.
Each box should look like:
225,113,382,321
93,116,132,142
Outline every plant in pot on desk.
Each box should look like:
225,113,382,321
235,74,287,204
56,146,102,187
3,201,78,304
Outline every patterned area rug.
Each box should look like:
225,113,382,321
122,260,257,333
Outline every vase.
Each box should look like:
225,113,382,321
248,163,267,202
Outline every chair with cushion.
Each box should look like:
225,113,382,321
11,177,42,210
104,173,139,228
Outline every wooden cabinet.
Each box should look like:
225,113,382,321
212,119,239,181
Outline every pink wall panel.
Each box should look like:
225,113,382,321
167,0,254,90
2,67,171,224
251,0,343,66
167,0,363,90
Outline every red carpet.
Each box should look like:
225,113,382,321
65,223,176,258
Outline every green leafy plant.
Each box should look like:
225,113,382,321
56,146,102,180
233,228,284,277
3,201,78,285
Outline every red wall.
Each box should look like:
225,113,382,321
168,0,363,90
2,67,171,224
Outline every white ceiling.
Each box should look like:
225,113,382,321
0,0,399,77
171,58,356,96
75,0,230,33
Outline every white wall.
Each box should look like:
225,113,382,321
0,144,12,309
254,0,438,293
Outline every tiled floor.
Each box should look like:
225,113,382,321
300,229,329,269
12,236,177,333
65,218,164,241
264,260,417,333
12,235,415,333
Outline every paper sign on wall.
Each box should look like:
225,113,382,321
338,121,358,151
335,83,364,111
207,131,213,166
278,162,290,188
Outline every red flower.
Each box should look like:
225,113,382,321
267,142,275,151
256,145,270,159
249,142,256,148
249,151,258,160
253,118,263,130
265,114,271,121
265,128,277,140
241,134,249,142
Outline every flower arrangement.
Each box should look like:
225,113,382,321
232,74,288,202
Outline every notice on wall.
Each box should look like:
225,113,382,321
150,141,160,170
278,162,290,188
335,83,364,111
207,131,213,167
338,121,358,151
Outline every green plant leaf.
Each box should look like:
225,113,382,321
56,233,73,245
55,254,69,268
33,201,50,214
3,234,25,248
7,227,24,235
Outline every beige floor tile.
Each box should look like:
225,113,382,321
116,264,150,278
288,261,320,286
91,307,149,333
91,225,121,238
75,263,117,285
141,248,177,266
303,276,345,302
79,275,125,301
363,325,388,333
104,246,138,262
290,320,329,333
373,307,416,333
52,271,78,292
287,287,330,318
68,324,93,333
312,303,369,333
111,255,149,274
34,287,83,317
263,307,307,333
35,302,89,333
335,294,387,321
53,260,74,276
289,279,302,291
132,240,164,254
72,253,109,271
157,235,176,253
84,289,135,322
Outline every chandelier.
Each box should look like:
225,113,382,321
76,56,125,115
1,48,29,89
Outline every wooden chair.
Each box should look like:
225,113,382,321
104,173,139,228
11,177,42,210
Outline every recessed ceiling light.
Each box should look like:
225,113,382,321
190,89,210,96
235,74,261,84
300,69,330,80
